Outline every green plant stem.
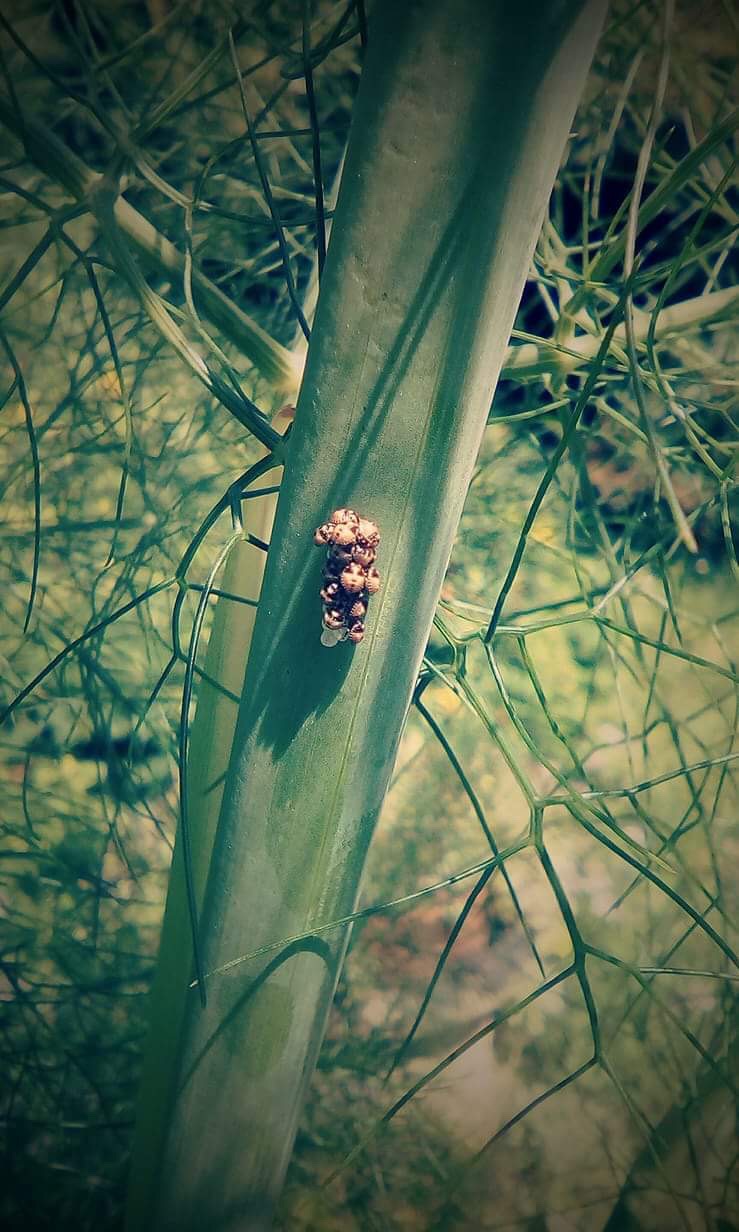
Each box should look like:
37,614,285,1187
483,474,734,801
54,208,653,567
125,485,278,1229
0,94,300,394
501,284,738,381
138,2,608,1227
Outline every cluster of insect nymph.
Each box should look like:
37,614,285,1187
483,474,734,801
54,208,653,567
313,508,381,647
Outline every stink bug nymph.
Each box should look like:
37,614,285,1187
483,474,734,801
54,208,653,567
313,508,381,648
339,562,366,594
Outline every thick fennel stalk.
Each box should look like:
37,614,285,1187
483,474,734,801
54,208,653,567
133,1,608,1226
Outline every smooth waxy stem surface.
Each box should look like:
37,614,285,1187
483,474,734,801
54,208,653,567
138,1,608,1227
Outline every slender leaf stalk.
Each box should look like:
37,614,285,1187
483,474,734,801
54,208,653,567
125,483,278,1228
0,94,300,393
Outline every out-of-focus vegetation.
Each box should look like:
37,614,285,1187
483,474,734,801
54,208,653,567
0,1,736,1229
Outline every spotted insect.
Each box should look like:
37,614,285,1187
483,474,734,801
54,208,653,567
313,508,381,647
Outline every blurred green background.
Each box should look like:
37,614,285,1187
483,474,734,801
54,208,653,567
0,1,737,1229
